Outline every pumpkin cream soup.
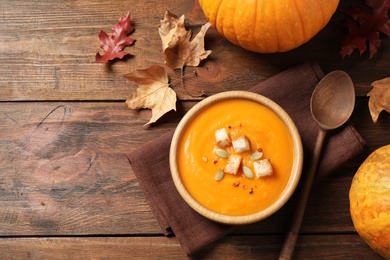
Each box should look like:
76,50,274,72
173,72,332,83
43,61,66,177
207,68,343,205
177,98,294,216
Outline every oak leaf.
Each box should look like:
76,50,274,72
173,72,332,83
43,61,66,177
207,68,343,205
96,13,135,63
340,0,390,58
159,10,212,70
368,77,390,123
124,65,176,125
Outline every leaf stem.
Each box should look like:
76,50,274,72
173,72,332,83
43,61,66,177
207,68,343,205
175,68,204,97
169,69,197,85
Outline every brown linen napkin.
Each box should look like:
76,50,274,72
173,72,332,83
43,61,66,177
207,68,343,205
126,62,367,255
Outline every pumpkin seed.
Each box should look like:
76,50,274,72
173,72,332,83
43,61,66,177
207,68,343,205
214,170,224,181
242,166,254,179
250,151,263,160
215,148,229,158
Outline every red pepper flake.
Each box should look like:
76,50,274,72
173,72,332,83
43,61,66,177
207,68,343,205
228,125,232,129
232,182,240,187
257,148,263,152
212,160,218,164
249,188,254,194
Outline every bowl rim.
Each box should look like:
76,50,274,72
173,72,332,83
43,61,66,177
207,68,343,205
169,90,303,225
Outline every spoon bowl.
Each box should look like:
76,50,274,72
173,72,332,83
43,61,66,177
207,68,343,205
310,71,355,130
280,70,355,260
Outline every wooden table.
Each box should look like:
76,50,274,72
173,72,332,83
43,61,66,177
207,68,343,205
1,0,389,259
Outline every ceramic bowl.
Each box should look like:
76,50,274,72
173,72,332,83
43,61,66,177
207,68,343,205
170,91,303,225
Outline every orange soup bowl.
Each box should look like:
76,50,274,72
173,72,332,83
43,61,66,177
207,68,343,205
170,91,303,225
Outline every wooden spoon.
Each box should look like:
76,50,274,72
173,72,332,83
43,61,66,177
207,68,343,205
279,70,355,260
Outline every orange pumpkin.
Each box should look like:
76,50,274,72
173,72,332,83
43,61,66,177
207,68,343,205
349,144,390,259
198,0,340,53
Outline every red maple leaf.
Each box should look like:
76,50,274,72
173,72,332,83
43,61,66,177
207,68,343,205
340,0,390,58
96,13,135,63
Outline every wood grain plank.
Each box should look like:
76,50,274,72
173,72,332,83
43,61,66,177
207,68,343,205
0,100,389,236
0,235,383,259
0,102,167,235
0,0,273,101
352,98,390,149
1,0,389,101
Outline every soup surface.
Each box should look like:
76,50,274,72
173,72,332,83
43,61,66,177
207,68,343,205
177,98,294,216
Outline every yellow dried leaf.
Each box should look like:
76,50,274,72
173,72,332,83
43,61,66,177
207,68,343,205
368,77,390,123
124,65,176,125
159,11,212,70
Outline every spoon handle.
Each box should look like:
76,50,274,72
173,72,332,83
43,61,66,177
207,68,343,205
279,129,327,260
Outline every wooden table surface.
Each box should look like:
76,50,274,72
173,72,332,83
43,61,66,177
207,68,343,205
1,0,389,259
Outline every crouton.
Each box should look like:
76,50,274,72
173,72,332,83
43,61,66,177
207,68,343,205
215,128,231,147
232,135,251,153
223,154,242,175
253,158,273,177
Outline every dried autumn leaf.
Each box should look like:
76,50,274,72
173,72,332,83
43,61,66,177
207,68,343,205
340,0,390,58
368,77,390,123
96,13,135,63
159,10,178,41
159,11,212,70
124,65,176,125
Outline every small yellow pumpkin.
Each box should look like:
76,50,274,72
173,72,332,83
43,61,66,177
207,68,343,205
198,0,339,53
349,144,390,259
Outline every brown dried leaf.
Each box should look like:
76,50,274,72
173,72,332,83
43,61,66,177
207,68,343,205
368,77,390,123
159,11,212,70
124,65,176,125
159,10,179,41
